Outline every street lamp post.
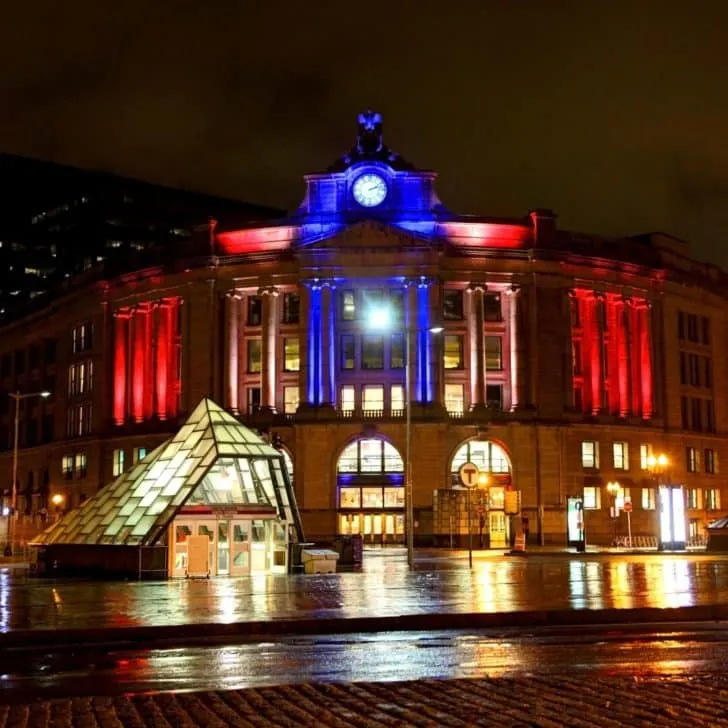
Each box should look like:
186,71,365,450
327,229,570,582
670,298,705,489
3,390,51,557
606,480,620,545
368,305,442,569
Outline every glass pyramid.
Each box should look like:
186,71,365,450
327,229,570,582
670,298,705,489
33,398,304,548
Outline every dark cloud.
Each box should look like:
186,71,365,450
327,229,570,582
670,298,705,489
1,0,728,264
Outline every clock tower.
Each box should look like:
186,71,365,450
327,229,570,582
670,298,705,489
294,110,447,240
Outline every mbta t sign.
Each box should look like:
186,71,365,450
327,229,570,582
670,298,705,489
458,462,480,488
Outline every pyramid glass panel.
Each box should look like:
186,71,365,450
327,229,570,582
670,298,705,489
31,399,305,548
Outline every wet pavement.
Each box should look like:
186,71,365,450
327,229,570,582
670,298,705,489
3,624,728,702
2,548,728,633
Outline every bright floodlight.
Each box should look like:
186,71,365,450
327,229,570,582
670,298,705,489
368,307,391,330
40,391,51,398
429,325,444,334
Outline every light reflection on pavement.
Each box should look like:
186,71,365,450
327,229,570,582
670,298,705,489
2,626,728,702
1,549,727,633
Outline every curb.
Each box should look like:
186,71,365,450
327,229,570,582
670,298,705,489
2,604,728,653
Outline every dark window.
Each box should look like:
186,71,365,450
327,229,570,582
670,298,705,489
705,448,715,474
43,339,57,365
689,354,700,386
29,346,40,370
704,358,712,388
687,314,698,342
570,297,581,328
705,399,715,433
247,339,261,373
573,386,583,411
484,293,502,322
443,290,464,320
282,293,300,324
390,289,405,321
72,322,93,353
486,384,503,409
27,418,38,447
14,350,25,375
341,291,355,321
485,336,502,370
572,341,582,375
247,387,261,414
390,334,405,369
702,316,710,345
361,335,384,369
679,352,687,385
0,355,10,378
691,398,702,432
341,335,355,370
247,296,262,326
680,396,689,429
42,414,54,444
678,311,685,340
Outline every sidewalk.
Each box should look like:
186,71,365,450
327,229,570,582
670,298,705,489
3,674,727,725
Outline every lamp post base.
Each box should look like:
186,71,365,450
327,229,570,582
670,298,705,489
3,544,12,557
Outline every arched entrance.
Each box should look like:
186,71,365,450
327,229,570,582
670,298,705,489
336,437,405,545
444,439,513,548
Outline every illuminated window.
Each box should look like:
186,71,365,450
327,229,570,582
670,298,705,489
113,449,125,477
686,447,698,473
247,340,261,373
283,386,299,415
450,440,510,474
485,336,502,370
639,444,652,470
390,385,405,413
581,441,599,469
68,360,94,396
341,291,356,321
362,335,384,369
362,385,384,412
283,338,300,372
340,385,355,412
583,486,600,509
443,335,463,369
339,488,361,508
445,384,464,414
247,296,262,326
390,289,405,321
74,452,87,476
704,448,716,474
687,488,702,510
390,334,405,369
341,335,355,370
337,438,403,474
705,489,720,510
613,442,629,470
72,322,93,353
641,487,656,510
133,447,147,463
282,293,299,324
67,404,92,437
62,455,74,479
443,290,463,320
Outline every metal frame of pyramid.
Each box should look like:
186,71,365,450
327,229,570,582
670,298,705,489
32,398,304,548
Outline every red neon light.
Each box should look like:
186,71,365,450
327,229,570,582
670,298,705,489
113,311,130,425
442,221,532,249
217,226,297,255
639,303,653,418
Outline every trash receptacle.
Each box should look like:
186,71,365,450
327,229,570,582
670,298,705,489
301,548,339,574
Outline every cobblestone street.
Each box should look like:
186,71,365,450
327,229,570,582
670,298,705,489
2,675,727,727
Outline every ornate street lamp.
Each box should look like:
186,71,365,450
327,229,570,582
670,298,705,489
606,480,621,544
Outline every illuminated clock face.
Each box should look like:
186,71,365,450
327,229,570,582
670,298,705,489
352,173,388,207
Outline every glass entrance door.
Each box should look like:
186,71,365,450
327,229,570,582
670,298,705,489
489,511,507,548
217,521,230,575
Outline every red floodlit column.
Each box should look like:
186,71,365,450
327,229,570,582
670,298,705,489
131,307,145,422
606,295,620,415
167,298,181,418
113,309,131,425
226,292,240,413
142,305,154,420
639,301,653,418
468,283,486,408
156,301,170,420
590,294,603,414
616,297,630,417
629,300,642,416
508,286,520,411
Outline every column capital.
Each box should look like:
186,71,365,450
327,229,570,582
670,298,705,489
225,289,243,300
258,285,280,297
505,284,521,297
466,282,487,294
113,308,132,320
302,277,336,291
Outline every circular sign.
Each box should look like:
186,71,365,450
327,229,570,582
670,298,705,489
458,462,481,488
623,501,633,513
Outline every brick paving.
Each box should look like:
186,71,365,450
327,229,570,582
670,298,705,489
2,675,728,727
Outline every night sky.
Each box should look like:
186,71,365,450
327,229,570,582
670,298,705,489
2,1,727,265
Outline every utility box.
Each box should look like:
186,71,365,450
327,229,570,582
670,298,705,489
301,548,339,574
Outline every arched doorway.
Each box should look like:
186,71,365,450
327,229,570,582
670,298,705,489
445,439,513,548
336,437,405,545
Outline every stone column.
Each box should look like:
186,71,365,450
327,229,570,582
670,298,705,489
639,300,653,419
298,281,314,408
320,282,335,406
112,309,131,425
508,285,523,411
260,286,279,411
468,284,486,409
405,281,418,404
628,298,642,416
224,292,240,413
428,280,444,408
